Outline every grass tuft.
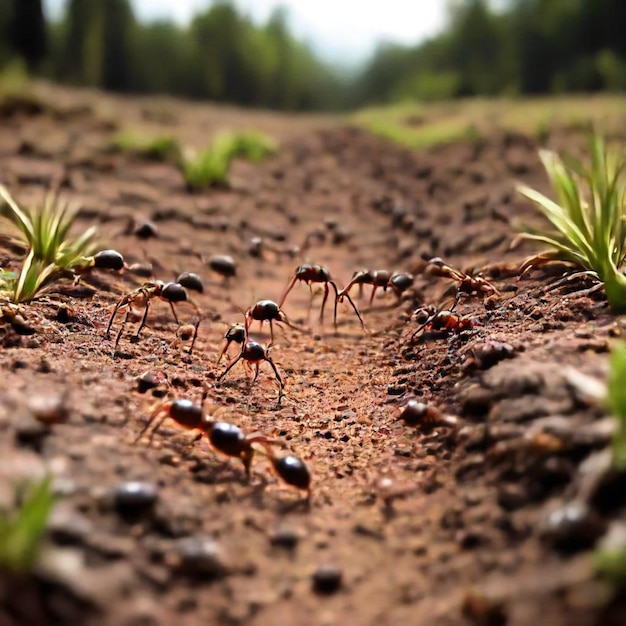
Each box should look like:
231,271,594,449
110,131,181,162
0,185,98,302
515,133,626,313
181,131,276,191
0,475,55,574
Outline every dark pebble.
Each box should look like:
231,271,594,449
134,221,158,239
136,372,159,394
312,563,343,594
173,536,228,579
15,417,50,451
269,526,299,550
539,501,606,553
113,481,158,514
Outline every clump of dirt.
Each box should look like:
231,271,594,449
1,87,625,626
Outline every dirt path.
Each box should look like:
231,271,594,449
1,89,625,626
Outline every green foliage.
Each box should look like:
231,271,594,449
607,342,626,470
0,184,98,302
228,131,276,162
181,131,276,191
516,133,626,313
110,131,181,162
0,475,55,574
182,145,231,191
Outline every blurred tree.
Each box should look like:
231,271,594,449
11,0,47,71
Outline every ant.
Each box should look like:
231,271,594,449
134,395,311,498
410,304,474,341
217,340,284,402
339,270,415,305
426,257,499,306
244,300,300,346
106,280,200,353
279,263,365,330
217,322,247,364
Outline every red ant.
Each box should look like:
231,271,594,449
279,263,365,330
133,395,311,499
106,280,200,353
244,300,300,345
217,340,284,402
427,257,499,305
339,270,414,305
411,304,474,341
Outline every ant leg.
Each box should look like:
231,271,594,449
134,404,170,444
114,307,132,352
341,292,366,330
252,362,260,384
329,281,340,329
369,286,378,306
134,300,152,340
265,356,284,400
188,319,201,355
106,297,128,337
217,352,243,382
320,283,330,325
279,274,298,308
216,340,230,365
168,301,179,325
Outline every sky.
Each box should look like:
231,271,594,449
43,0,448,64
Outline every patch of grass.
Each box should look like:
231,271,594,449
110,131,181,162
515,133,626,313
353,95,626,150
0,184,98,302
607,342,626,469
181,144,231,190
228,131,276,162
0,475,55,574
181,131,276,191
594,342,626,586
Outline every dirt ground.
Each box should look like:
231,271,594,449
1,86,626,626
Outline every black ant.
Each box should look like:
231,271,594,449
427,257,499,306
339,270,414,305
106,280,200,353
217,340,284,402
244,299,299,345
279,263,365,330
216,322,246,364
134,396,311,498
134,397,276,479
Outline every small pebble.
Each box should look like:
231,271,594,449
269,526,299,550
172,536,228,579
539,501,606,553
134,221,158,239
312,563,343,595
136,372,159,394
113,481,158,515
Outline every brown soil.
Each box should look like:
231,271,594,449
1,85,626,626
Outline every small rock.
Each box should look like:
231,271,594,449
112,481,158,515
15,416,51,450
312,563,343,595
135,372,160,394
269,526,300,550
134,221,158,239
539,501,606,553
172,536,228,579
